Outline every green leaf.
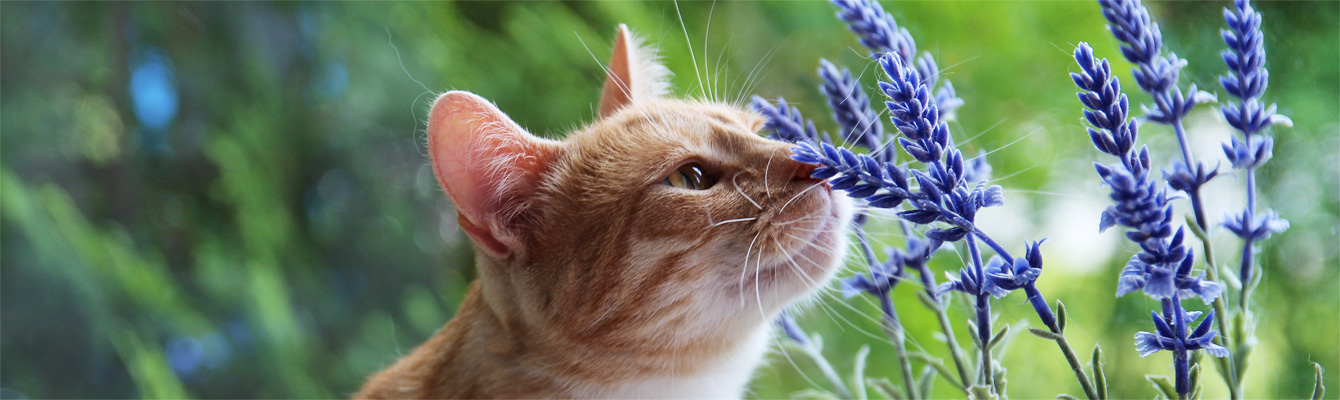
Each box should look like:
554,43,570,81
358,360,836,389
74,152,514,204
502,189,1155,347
994,365,1008,399
968,320,983,348
909,353,964,390
1057,300,1068,332
1028,327,1062,341
1189,359,1202,389
1312,362,1326,400
853,345,871,400
1222,264,1242,290
917,366,936,400
1186,215,1209,242
1056,395,1079,400
780,340,809,355
988,325,1010,350
918,291,939,310
1092,344,1107,400
968,385,998,400
110,329,191,399
1146,375,1178,400
791,389,842,400
866,377,904,400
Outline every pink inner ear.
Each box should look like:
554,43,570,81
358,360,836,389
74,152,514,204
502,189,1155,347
427,91,555,258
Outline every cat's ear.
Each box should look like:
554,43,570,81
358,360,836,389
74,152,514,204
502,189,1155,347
427,91,559,259
598,24,671,118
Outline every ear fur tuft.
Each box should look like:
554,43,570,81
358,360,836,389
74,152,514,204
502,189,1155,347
598,24,672,118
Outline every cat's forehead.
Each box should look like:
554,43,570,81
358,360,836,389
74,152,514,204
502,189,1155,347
570,99,768,155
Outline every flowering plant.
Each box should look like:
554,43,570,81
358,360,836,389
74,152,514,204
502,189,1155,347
756,0,1324,399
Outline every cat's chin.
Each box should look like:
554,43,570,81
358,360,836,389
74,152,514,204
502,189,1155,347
785,191,853,291
739,189,853,310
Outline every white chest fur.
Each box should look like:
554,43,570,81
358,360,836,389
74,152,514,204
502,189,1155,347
575,327,772,399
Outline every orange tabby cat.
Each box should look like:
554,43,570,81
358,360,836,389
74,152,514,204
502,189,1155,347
356,24,852,399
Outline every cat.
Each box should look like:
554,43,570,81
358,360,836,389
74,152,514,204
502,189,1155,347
355,24,852,399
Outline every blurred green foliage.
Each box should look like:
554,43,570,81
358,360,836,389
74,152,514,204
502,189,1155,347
1,1,1335,399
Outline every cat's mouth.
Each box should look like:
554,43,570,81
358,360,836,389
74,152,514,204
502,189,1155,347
787,194,844,276
755,190,849,288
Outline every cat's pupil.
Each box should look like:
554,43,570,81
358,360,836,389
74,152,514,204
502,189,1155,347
664,163,715,190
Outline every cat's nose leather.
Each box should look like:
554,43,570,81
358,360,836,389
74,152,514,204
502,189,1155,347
790,161,823,183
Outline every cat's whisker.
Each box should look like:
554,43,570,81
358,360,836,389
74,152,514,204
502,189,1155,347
573,32,635,109
977,125,1043,159
734,41,784,106
763,151,775,198
712,42,729,104
776,181,825,215
773,215,826,226
780,239,899,346
673,1,708,101
773,239,849,330
753,241,769,325
703,0,719,102
1002,188,1082,198
738,230,764,307
957,116,1009,147
710,217,758,227
731,171,764,210
768,330,828,391
988,164,1038,185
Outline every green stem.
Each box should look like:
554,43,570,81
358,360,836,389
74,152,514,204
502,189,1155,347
805,344,854,400
1047,321,1099,400
929,295,974,389
880,294,920,400
965,235,997,393
1189,216,1241,400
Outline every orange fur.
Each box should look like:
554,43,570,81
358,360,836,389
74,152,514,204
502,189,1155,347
357,25,851,399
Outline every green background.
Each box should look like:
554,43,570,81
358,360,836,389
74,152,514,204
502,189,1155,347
2,1,1335,398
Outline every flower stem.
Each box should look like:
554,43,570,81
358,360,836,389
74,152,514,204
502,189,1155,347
1171,122,1209,230
854,229,920,399
1165,295,1192,399
1052,326,1099,400
916,267,974,389
879,293,920,400
964,235,996,393
1027,286,1099,400
804,343,854,400
1232,159,1261,398
1192,224,1241,400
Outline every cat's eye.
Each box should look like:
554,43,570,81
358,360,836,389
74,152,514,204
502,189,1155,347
664,163,717,190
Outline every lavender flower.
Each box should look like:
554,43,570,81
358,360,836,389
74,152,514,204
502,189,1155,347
831,0,916,63
831,0,963,118
793,51,1074,396
751,96,826,144
1072,41,1224,397
776,311,813,348
819,59,886,160
1115,229,1221,302
841,245,905,299
1219,0,1290,287
1134,301,1229,396
1098,0,1219,229
1134,307,1228,359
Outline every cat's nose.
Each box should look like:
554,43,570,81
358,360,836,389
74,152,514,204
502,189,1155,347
790,161,824,183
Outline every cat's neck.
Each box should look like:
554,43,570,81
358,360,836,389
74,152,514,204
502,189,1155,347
356,260,774,399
